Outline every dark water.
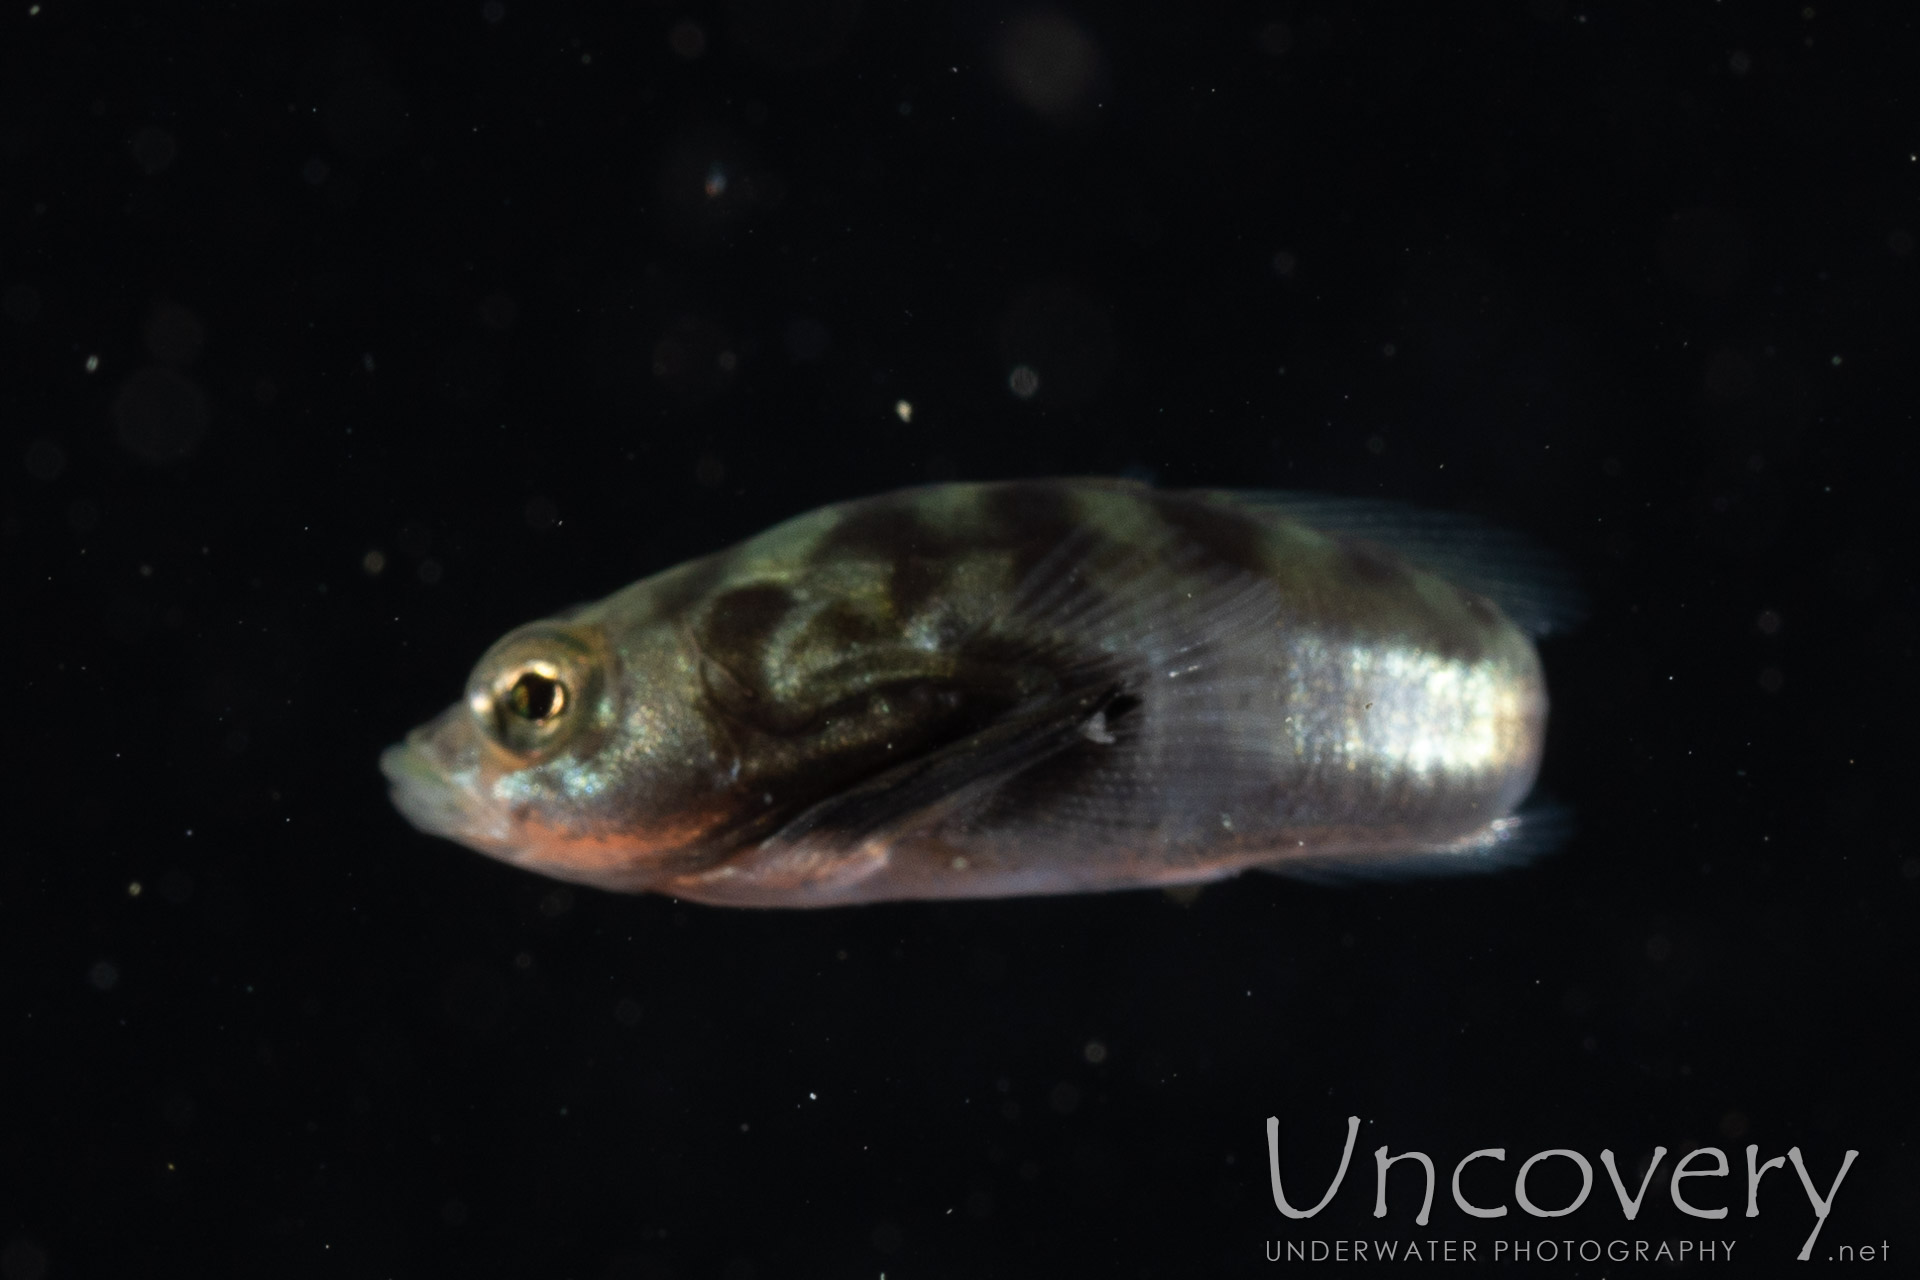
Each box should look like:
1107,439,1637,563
7,4,1913,1276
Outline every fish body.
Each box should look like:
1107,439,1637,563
382,479,1560,905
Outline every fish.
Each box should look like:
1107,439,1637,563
381,479,1572,905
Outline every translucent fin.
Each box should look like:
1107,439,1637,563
981,517,1282,674
946,520,1299,850
769,682,1118,847
769,518,1291,861
1260,802,1571,886
1212,491,1585,637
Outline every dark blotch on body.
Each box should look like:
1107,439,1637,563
813,497,964,618
1340,537,1412,586
1148,493,1272,576
803,598,892,652
985,482,1087,579
816,498,954,562
700,582,798,684
888,554,949,618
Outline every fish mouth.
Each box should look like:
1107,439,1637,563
380,739,512,851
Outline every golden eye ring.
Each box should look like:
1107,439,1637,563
465,625,607,759
481,660,573,752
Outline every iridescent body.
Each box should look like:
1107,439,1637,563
382,480,1560,905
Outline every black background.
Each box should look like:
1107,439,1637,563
5,2,1915,1276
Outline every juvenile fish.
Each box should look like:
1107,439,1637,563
381,479,1569,905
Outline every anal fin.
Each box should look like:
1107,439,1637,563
1261,802,1570,886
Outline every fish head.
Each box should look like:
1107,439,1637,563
382,612,735,891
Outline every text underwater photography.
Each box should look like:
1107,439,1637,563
5,0,1918,1277
1257,1115,1868,1266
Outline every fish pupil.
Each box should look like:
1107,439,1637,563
508,670,565,722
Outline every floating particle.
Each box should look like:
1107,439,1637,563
670,20,706,60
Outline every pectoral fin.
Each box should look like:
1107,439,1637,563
767,681,1123,849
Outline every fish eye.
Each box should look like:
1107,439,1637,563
466,625,607,759
505,666,567,723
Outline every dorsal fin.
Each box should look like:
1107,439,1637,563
1207,491,1585,637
